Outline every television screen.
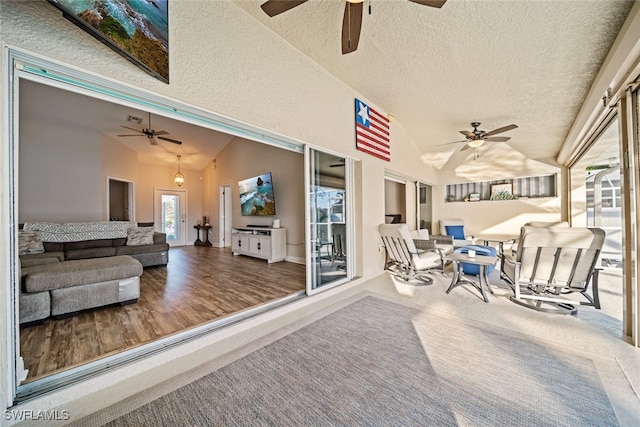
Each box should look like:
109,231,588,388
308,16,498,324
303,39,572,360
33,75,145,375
47,0,169,83
239,172,276,216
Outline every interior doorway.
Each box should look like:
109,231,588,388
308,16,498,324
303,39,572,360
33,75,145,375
417,182,433,233
384,177,406,224
108,178,134,221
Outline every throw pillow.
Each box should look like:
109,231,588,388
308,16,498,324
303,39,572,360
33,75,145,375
126,227,154,246
18,230,45,255
445,225,466,240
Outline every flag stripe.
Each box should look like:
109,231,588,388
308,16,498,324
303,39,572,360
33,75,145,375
355,98,390,162
356,145,390,161
356,130,390,154
357,141,390,158
356,123,390,149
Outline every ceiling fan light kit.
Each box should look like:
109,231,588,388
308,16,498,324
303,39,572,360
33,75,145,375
260,0,446,54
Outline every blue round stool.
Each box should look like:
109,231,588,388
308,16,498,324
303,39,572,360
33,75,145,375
455,245,497,275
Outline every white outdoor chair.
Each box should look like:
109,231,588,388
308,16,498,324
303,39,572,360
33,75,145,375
409,228,454,257
438,218,475,247
501,225,605,314
378,224,443,285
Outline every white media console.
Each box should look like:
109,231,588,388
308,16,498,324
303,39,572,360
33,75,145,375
231,226,287,263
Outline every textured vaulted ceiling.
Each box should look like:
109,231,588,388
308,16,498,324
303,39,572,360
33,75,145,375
19,1,635,173
233,0,634,170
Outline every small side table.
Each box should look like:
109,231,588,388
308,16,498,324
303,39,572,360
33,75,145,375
194,225,212,246
443,252,498,302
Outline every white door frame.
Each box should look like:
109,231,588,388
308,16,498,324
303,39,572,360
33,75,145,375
106,176,135,221
219,184,232,247
154,188,188,247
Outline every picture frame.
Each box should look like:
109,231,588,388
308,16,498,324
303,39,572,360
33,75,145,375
469,193,480,202
490,183,514,200
47,0,169,83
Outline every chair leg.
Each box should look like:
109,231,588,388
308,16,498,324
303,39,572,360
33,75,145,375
588,269,601,309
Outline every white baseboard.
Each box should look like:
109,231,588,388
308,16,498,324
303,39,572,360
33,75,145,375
286,256,305,265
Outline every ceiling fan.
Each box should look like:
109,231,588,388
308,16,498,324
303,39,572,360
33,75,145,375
440,122,518,151
260,0,447,54
118,112,183,145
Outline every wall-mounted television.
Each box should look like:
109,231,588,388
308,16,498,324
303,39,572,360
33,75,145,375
47,0,169,83
238,172,276,216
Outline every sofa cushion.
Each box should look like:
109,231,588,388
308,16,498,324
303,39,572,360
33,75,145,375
20,256,61,268
18,230,44,255
44,242,64,252
64,239,113,251
112,237,127,247
23,256,143,293
116,243,169,256
19,251,65,265
126,227,154,246
65,247,117,260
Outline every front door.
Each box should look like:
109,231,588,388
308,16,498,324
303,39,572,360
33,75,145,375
154,189,187,246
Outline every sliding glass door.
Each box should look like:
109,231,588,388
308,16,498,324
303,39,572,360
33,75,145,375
306,148,352,294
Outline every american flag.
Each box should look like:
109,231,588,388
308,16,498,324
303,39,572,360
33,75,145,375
355,98,390,161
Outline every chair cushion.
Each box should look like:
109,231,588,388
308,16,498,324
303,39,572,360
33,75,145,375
445,225,466,240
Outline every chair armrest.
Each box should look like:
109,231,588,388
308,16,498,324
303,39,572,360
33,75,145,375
430,235,454,245
413,239,436,251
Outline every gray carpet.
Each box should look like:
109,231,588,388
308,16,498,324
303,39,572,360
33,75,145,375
103,296,623,426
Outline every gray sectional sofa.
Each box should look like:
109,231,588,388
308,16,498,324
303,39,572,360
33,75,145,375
18,221,170,325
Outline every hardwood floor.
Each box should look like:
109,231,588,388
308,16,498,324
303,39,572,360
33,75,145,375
19,246,306,382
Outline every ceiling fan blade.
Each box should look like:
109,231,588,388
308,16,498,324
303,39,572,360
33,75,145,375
341,2,363,54
459,130,474,138
460,143,471,151
153,130,169,136
438,139,467,146
120,125,143,133
118,134,143,137
483,124,518,137
157,135,183,145
260,0,308,17
408,0,447,8
484,136,511,142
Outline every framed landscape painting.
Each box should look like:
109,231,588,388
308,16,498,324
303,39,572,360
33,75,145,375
47,0,169,83
490,183,514,200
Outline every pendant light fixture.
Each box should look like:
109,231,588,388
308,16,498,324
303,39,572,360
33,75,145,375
174,154,185,186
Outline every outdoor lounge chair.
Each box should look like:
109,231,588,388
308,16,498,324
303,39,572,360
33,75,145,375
378,224,443,284
500,225,605,314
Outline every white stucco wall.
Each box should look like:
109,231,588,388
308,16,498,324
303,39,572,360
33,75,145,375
0,0,439,418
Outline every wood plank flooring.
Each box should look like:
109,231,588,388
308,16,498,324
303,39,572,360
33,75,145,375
19,246,306,382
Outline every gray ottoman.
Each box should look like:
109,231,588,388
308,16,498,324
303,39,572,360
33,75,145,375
22,255,143,319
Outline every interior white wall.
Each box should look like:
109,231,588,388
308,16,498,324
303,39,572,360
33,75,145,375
19,118,103,222
102,135,139,221
202,137,305,261
0,1,440,416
